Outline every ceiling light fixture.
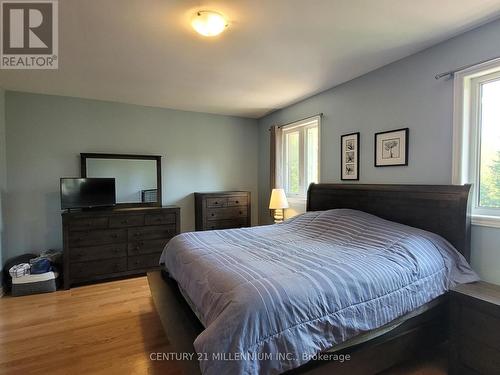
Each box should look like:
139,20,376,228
191,10,228,37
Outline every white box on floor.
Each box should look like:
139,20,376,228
11,271,59,297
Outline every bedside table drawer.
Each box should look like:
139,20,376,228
461,306,500,351
450,281,500,375
459,336,500,375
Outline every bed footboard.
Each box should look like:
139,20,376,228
147,270,203,374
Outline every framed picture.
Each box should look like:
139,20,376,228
374,128,409,167
341,132,360,180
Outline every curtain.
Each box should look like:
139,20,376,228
269,125,283,191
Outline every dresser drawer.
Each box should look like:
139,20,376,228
128,225,176,241
69,217,108,231
145,213,176,226
71,258,127,280
70,243,127,263
128,239,169,256
109,215,144,228
227,196,248,207
206,197,227,208
128,253,161,270
69,229,127,247
207,207,248,221
63,207,181,288
206,219,248,230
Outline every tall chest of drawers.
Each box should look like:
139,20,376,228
62,206,180,288
194,191,251,231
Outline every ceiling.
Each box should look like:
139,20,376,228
1,0,500,118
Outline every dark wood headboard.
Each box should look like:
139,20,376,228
307,183,472,261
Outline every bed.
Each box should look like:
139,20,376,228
148,183,477,375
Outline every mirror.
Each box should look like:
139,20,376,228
81,153,162,207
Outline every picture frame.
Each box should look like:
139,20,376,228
374,128,409,167
341,132,360,180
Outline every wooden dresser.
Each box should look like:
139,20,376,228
449,281,500,375
62,206,180,288
194,191,251,231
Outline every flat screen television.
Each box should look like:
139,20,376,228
60,178,116,209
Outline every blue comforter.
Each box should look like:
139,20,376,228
160,209,478,375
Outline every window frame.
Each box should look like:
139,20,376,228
453,58,500,227
281,116,321,201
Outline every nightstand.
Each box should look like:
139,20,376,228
449,281,500,375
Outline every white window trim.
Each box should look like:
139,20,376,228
281,116,321,201
452,57,500,228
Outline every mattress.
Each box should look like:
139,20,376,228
161,209,478,375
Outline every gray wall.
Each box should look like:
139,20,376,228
4,92,258,261
258,19,500,284
0,88,5,268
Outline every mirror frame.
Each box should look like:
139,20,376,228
80,153,162,208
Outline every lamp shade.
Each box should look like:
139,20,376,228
269,188,289,209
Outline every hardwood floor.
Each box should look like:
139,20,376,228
0,277,447,375
0,277,179,375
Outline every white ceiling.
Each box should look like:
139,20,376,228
1,0,500,118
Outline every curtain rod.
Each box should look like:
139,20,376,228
268,113,323,131
435,56,500,80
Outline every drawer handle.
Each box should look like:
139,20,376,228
239,211,243,215
215,201,218,204
211,213,215,216
121,220,128,224
114,248,121,253
235,201,239,204
111,234,118,239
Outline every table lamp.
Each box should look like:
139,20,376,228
269,188,289,223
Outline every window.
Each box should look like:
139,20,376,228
453,59,500,226
282,116,320,198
